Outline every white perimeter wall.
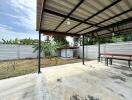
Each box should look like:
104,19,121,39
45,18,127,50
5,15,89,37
79,41,132,66
0,44,39,60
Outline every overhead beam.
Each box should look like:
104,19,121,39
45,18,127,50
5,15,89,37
39,0,46,30
87,0,122,20
89,27,132,40
88,17,132,35
44,9,111,32
77,8,132,33
54,0,84,31
98,27,132,37
40,30,80,37
66,0,122,33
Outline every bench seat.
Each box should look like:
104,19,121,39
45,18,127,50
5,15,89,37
107,57,132,61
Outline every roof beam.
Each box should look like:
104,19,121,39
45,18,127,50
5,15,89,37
54,0,84,31
88,17,132,35
44,9,111,32
77,8,132,33
98,27,132,37
66,0,122,33
39,0,47,30
40,30,80,37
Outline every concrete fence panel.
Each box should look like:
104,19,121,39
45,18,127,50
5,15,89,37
0,44,38,60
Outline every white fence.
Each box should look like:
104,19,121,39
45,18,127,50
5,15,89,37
79,41,132,66
1,42,132,66
0,44,38,60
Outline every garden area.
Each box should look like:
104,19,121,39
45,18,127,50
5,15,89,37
0,35,83,80
0,58,82,80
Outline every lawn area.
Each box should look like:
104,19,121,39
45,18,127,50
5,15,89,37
0,58,82,80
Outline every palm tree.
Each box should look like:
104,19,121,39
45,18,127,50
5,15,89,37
33,40,62,65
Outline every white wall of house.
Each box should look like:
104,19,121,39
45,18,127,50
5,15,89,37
61,49,73,58
0,44,40,60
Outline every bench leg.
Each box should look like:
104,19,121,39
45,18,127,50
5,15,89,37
97,57,98,62
97,57,101,62
107,58,109,66
105,58,107,66
105,58,108,66
110,58,112,65
101,57,103,63
128,60,131,68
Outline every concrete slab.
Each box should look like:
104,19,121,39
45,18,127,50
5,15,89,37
0,60,132,100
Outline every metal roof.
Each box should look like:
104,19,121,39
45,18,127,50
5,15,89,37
37,0,132,37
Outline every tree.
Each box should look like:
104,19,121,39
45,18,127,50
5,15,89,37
2,39,7,44
112,34,127,43
73,37,80,46
21,38,32,45
33,40,62,65
14,38,19,44
1,38,19,44
53,35,69,46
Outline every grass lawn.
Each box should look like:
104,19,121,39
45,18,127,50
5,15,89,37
0,58,82,80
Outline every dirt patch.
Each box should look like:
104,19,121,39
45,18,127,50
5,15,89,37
0,58,82,80
70,95,81,100
121,72,132,77
57,78,62,82
106,87,114,92
110,75,126,82
70,94,99,100
88,95,99,100
113,66,132,71
118,93,125,98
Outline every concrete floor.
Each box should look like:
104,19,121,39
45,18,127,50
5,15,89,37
0,61,132,100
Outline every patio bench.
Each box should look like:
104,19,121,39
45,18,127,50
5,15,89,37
100,53,132,68
105,57,132,68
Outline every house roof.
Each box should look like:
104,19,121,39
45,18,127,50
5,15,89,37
37,0,132,37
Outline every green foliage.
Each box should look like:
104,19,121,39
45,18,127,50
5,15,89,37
33,40,62,58
82,33,132,45
112,34,127,43
73,37,80,46
21,38,32,45
14,38,19,44
99,37,112,44
2,39,7,44
53,35,69,46
85,38,98,45
81,36,98,45
123,34,132,41
112,36,117,42
0,37,36,45
1,38,19,44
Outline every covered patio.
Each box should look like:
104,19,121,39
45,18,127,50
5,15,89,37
37,0,132,73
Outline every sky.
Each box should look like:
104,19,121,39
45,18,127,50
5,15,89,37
0,0,73,44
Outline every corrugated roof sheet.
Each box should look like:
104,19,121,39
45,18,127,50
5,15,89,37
37,0,132,37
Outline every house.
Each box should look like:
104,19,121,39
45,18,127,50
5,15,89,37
57,46,79,59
